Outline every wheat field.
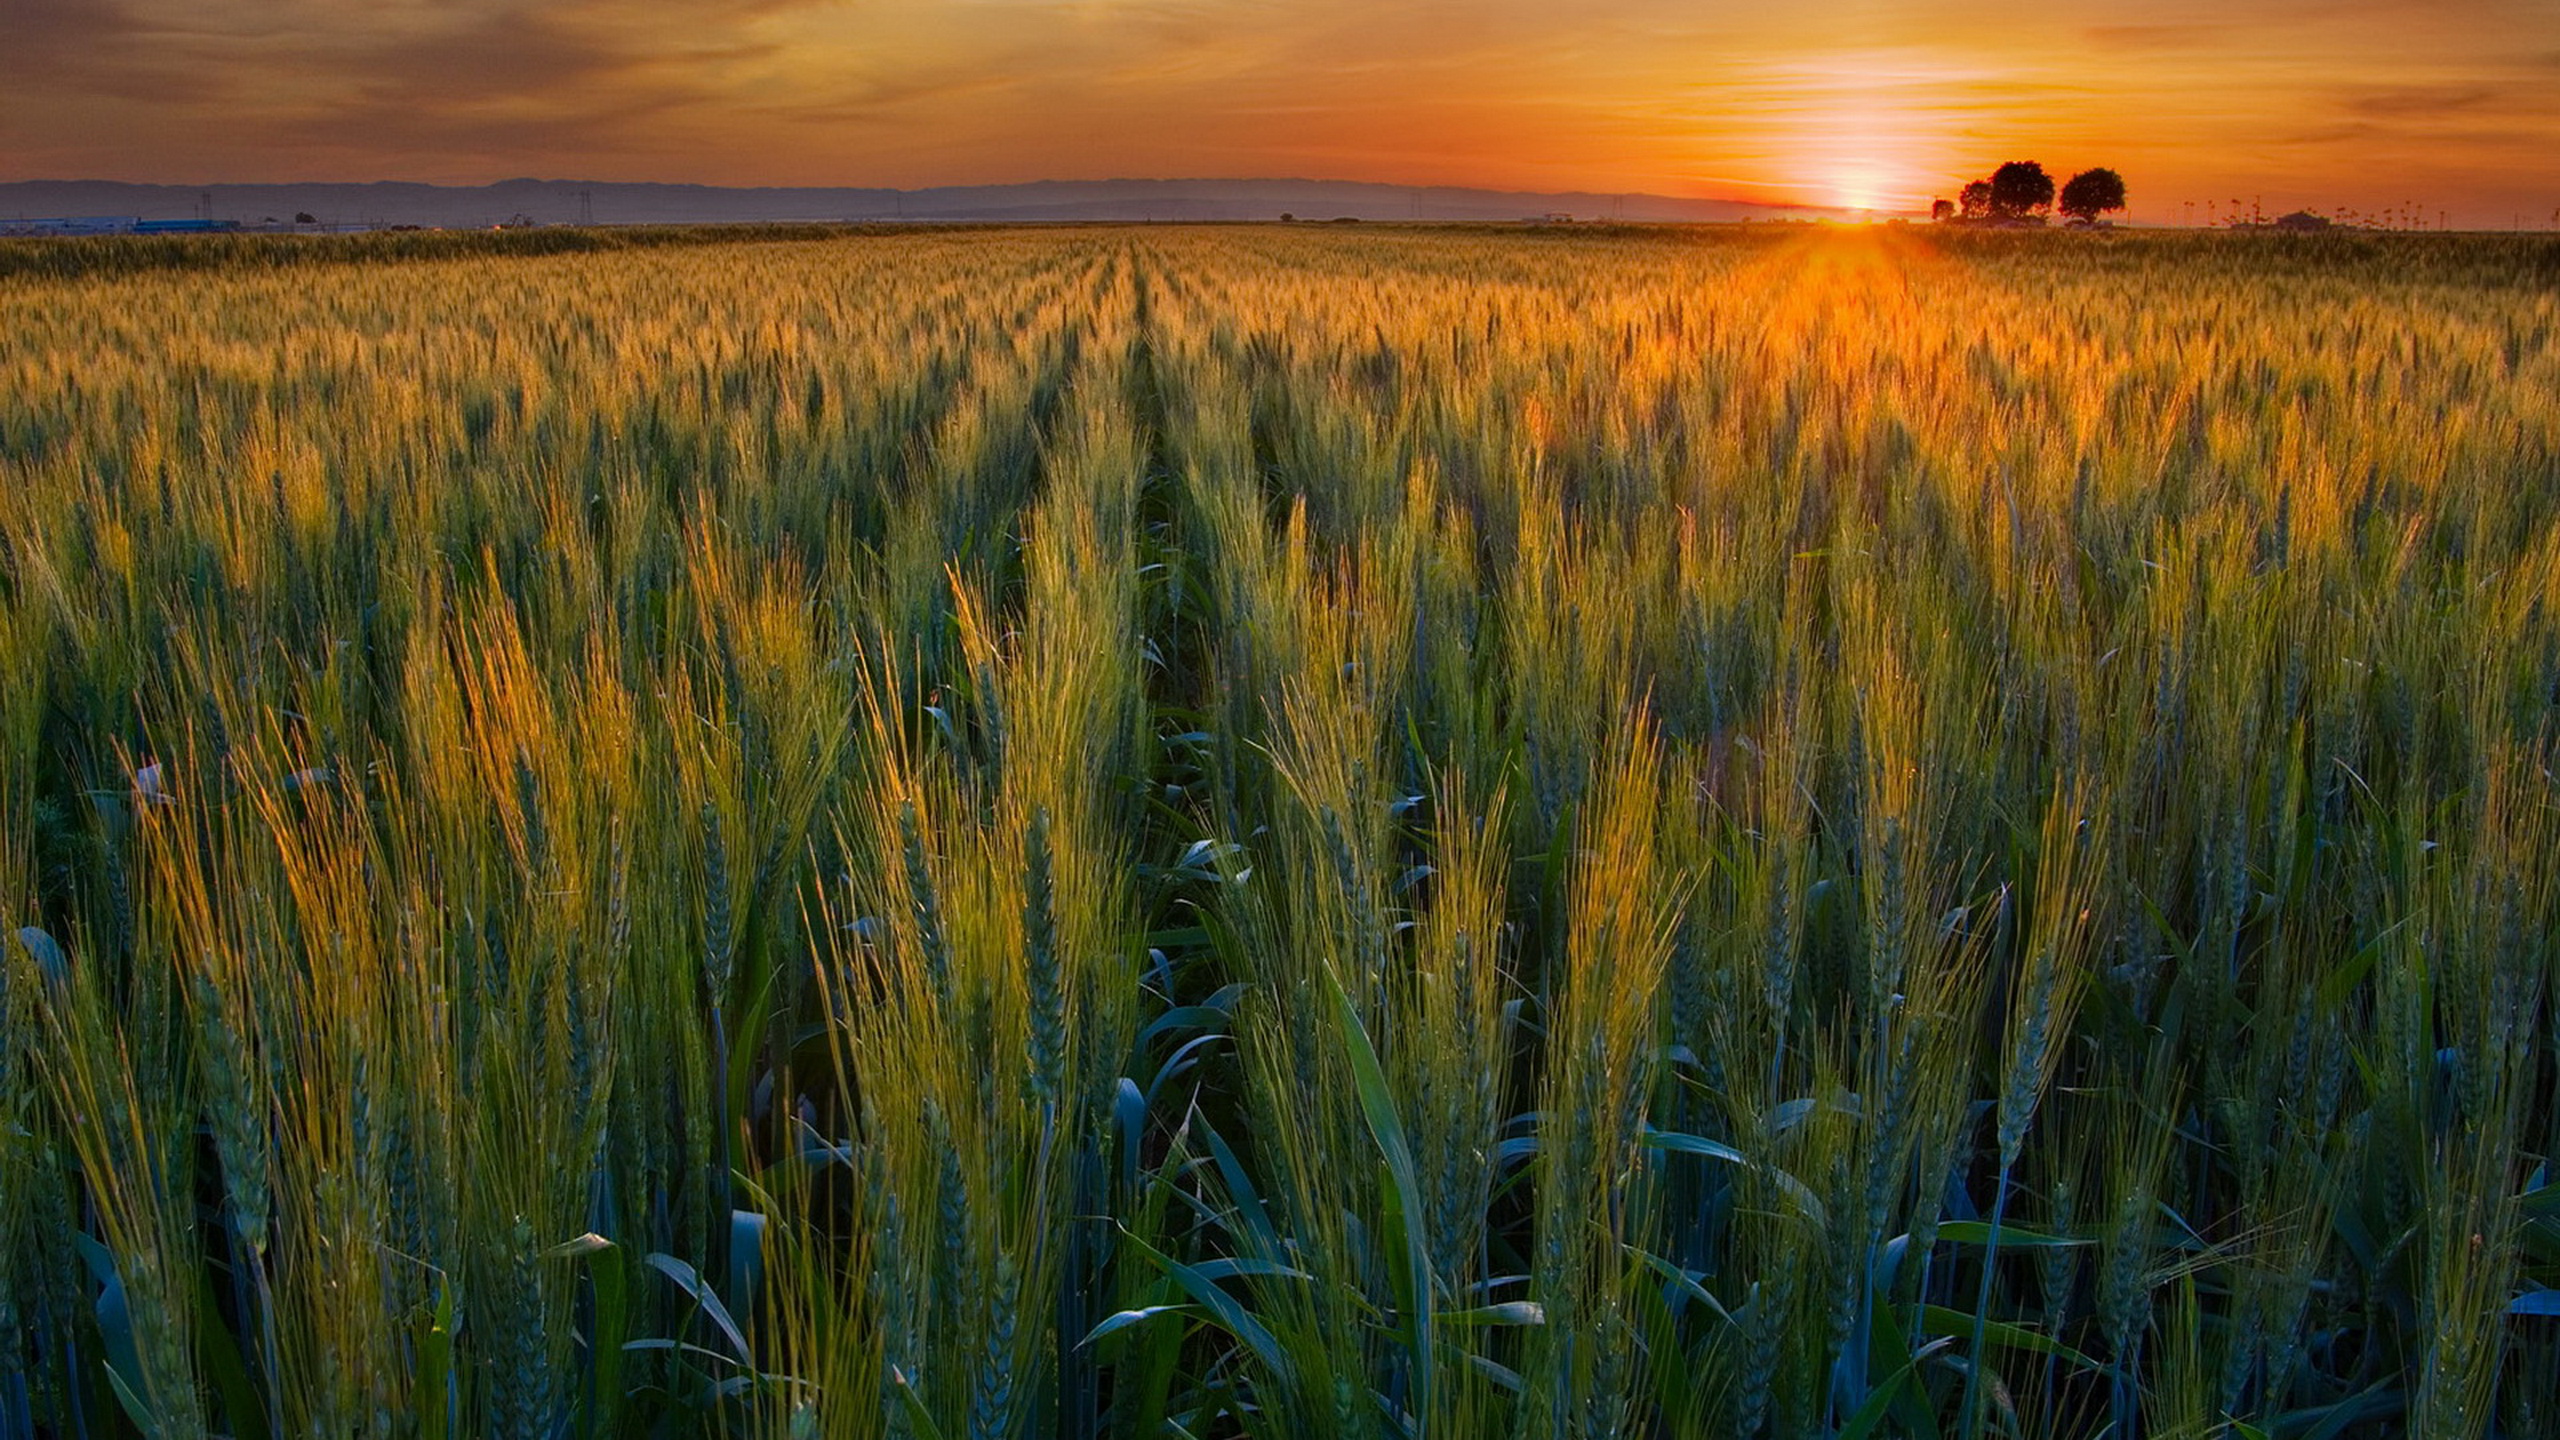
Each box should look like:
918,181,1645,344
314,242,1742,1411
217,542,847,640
2,224,2556,1439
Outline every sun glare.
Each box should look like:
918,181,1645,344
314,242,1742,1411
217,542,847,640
1827,160,1893,213
1710,53,1979,215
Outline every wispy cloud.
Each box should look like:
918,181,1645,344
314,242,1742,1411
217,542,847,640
2347,84,2500,117
2082,24,2232,51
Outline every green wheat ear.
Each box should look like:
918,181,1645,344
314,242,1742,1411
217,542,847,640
702,802,734,995
1022,805,1065,1110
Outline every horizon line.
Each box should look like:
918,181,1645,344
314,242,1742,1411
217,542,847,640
2,173,1888,210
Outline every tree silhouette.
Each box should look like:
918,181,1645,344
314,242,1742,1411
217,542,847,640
2059,168,2127,223
1931,198,1955,222
1960,180,1993,220
1988,161,2055,220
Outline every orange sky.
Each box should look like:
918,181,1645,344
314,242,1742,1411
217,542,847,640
6,0,2556,224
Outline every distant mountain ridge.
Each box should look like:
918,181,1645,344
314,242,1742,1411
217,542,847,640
1,176,1852,227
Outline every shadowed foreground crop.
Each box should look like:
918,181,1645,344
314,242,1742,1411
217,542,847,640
2,225,2556,1439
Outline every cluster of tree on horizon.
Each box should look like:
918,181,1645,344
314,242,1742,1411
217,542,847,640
1931,161,2125,225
